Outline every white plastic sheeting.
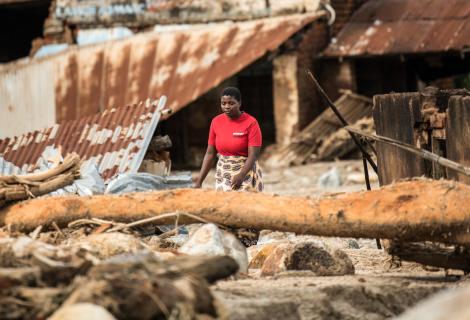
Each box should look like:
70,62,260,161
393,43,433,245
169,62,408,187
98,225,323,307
105,172,193,194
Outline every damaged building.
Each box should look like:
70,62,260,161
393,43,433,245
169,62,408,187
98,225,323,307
321,0,470,99
0,0,337,168
1,0,470,168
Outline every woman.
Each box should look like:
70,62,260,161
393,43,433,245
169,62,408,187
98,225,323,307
194,87,263,192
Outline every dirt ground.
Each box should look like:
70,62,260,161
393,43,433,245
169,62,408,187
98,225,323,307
193,160,462,319
198,159,380,196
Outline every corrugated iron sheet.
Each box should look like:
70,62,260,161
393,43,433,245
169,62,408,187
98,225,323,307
324,0,470,57
0,13,323,139
0,58,57,138
0,96,166,182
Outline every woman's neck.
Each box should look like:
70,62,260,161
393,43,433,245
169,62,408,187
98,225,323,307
228,111,243,119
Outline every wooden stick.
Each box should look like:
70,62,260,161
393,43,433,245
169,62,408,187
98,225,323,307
346,126,470,177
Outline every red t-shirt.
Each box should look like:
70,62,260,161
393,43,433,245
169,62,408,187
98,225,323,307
208,112,262,156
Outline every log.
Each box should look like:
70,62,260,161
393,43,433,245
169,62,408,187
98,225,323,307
0,154,80,184
0,154,81,208
388,242,470,272
2,179,470,245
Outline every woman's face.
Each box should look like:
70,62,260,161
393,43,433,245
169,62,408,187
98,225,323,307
221,95,241,118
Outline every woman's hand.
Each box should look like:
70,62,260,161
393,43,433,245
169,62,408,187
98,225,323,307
231,173,245,190
194,180,202,189
195,145,216,189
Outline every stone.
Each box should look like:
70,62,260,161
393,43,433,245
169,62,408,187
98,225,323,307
317,167,342,188
260,242,355,276
257,230,296,245
49,303,116,320
395,285,470,320
179,224,248,273
248,243,281,269
71,233,144,259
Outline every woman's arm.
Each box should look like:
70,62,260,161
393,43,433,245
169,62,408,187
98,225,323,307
231,146,261,190
194,145,217,188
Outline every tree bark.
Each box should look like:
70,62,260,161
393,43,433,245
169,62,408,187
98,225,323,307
2,179,470,246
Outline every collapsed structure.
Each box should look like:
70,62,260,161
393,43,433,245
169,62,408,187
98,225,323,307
1,1,470,318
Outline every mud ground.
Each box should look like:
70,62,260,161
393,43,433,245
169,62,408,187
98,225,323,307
193,160,461,319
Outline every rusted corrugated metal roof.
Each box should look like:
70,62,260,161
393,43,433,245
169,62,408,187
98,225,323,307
0,97,166,182
324,0,470,57
0,12,324,138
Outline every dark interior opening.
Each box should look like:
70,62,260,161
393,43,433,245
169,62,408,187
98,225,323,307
355,56,418,97
354,54,470,97
0,0,51,62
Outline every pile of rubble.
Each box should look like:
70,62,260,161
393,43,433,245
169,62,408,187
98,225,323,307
264,91,373,168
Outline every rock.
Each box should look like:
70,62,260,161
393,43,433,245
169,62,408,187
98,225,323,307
346,172,378,184
248,243,279,269
49,303,116,320
257,230,296,245
179,224,248,273
395,285,470,320
159,234,190,248
257,230,366,250
72,233,144,259
317,167,342,188
260,242,355,276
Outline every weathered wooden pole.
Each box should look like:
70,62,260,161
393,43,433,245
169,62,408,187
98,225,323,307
346,126,470,177
2,180,470,246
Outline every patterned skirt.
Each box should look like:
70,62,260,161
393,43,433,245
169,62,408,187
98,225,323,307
215,155,264,192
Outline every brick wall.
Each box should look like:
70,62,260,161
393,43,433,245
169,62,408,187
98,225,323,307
330,0,368,36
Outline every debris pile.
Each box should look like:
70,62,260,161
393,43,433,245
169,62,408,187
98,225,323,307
0,154,80,208
316,117,374,161
0,234,238,319
139,135,173,176
265,90,372,167
0,176,469,318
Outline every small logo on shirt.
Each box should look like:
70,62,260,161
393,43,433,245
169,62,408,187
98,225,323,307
233,132,247,136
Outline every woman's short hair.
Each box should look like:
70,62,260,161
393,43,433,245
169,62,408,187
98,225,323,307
221,87,241,103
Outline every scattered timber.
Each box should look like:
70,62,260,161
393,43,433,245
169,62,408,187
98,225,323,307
0,234,238,320
317,117,374,161
305,70,378,174
264,89,372,167
3,179,470,245
0,154,81,208
389,242,470,272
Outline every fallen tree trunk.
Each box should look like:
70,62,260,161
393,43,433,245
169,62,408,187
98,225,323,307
388,242,470,272
2,179,470,245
